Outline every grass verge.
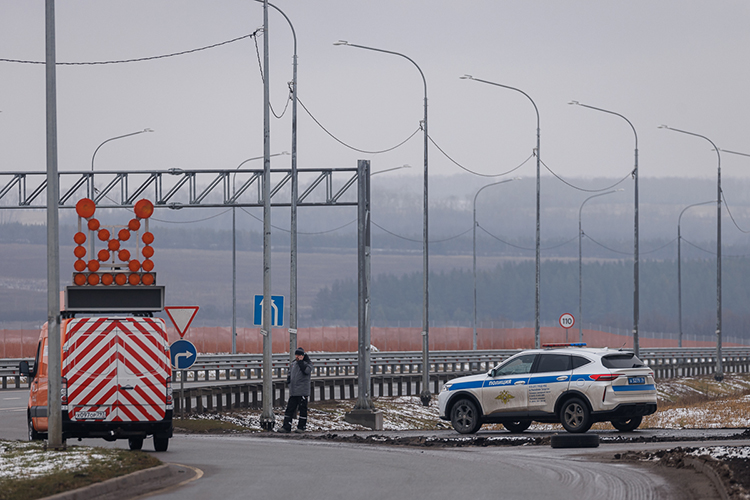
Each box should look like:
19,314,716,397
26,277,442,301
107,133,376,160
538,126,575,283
0,442,161,500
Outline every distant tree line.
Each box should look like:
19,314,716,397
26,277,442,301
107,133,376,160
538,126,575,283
312,257,750,340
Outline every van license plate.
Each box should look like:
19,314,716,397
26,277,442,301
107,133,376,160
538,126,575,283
628,377,645,385
76,411,106,420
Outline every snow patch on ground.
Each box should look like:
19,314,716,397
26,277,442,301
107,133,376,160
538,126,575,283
0,441,112,480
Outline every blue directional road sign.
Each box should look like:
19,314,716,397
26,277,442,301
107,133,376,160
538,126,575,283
253,294,285,327
170,339,197,370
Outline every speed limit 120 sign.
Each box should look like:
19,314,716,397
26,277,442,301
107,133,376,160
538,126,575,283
559,313,575,329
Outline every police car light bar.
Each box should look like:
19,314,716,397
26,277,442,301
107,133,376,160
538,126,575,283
542,342,587,348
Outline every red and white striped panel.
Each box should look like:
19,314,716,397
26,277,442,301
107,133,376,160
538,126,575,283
63,317,170,422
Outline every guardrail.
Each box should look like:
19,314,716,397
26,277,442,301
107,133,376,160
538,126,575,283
3,347,750,398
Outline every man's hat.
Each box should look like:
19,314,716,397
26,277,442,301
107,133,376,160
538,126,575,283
295,347,305,356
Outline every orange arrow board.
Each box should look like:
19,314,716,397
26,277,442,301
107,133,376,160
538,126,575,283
165,306,199,338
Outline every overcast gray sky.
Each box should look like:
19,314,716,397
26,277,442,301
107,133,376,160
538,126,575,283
2,1,750,183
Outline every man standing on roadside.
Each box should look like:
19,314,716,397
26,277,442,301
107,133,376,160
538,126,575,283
278,347,313,433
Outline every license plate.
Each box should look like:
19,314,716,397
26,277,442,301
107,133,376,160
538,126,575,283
628,377,645,385
75,411,106,420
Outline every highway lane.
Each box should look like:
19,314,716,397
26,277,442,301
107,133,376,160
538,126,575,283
0,389,27,440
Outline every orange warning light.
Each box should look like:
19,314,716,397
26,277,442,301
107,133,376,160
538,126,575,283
98,249,110,262
141,273,154,285
74,273,87,286
115,273,127,286
118,228,131,241
142,245,154,258
118,249,131,262
128,273,141,285
142,259,154,272
87,260,100,272
98,229,110,241
134,199,154,219
74,259,87,272
88,273,100,286
87,218,100,231
75,198,96,219
108,239,120,251
74,246,86,259
101,273,114,286
142,232,154,245
74,232,86,245
128,260,141,272
128,218,141,231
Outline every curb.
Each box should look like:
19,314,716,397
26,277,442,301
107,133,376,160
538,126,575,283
684,457,730,500
42,464,177,500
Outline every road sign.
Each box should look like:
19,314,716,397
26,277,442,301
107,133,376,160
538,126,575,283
253,295,285,327
170,339,197,370
559,313,575,329
165,306,199,338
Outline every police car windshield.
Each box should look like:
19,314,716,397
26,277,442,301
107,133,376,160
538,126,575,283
601,353,645,369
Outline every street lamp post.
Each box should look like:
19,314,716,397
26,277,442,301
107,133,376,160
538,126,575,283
256,0,299,366
569,101,640,356
473,178,518,350
335,41,432,405
578,190,622,343
461,75,541,348
677,201,714,348
231,152,288,355
659,125,723,381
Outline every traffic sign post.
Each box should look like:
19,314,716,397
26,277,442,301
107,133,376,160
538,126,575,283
253,295,285,327
559,313,575,342
169,338,197,420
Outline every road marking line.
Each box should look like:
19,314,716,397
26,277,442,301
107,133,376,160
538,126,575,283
130,463,203,499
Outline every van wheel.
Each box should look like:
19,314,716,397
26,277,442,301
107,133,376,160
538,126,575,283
28,415,42,441
503,420,532,433
128,437,144,451
611,416,642,432
450,398,481,434
153,436,169,452
559,397,592,433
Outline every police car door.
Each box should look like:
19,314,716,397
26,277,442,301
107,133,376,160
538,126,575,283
527,353,572,412
482,354,536,415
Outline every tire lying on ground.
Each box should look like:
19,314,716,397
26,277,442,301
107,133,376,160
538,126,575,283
550,433,600,449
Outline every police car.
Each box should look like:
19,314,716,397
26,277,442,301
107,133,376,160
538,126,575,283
438,344,657,434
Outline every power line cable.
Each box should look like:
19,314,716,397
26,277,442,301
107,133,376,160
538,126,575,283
477,224,577,251
427,134,534,177
721,191,750,234
0,31,262,65
297,96,421,154
253,33,292,119
239,207,356,235
151,209,232,224
540,157,632,193
371,221,471,243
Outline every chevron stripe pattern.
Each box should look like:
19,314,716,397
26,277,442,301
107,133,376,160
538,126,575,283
62,317,169,422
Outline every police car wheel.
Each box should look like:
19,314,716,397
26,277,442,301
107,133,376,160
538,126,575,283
611,416,642,432
503,420,531,433
451,398,481,434
128,437,144,451
550,433,599,448
559,397,592,433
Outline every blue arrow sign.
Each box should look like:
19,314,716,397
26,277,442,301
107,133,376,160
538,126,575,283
253,294,285,327
170,339,197,370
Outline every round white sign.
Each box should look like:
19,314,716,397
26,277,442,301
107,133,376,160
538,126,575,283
559,313,575,329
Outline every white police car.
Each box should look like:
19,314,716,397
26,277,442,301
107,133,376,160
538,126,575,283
438,344,657,434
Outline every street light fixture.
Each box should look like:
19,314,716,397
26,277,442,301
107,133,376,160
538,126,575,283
578,189,623,343
335,40,432,406
659,125,723,381
473,177,519,350
569,101,640,356
677,201,714,348
91,128,153,172
461,75,541,348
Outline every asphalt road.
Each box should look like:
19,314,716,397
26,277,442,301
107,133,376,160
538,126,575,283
1,389,746,500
